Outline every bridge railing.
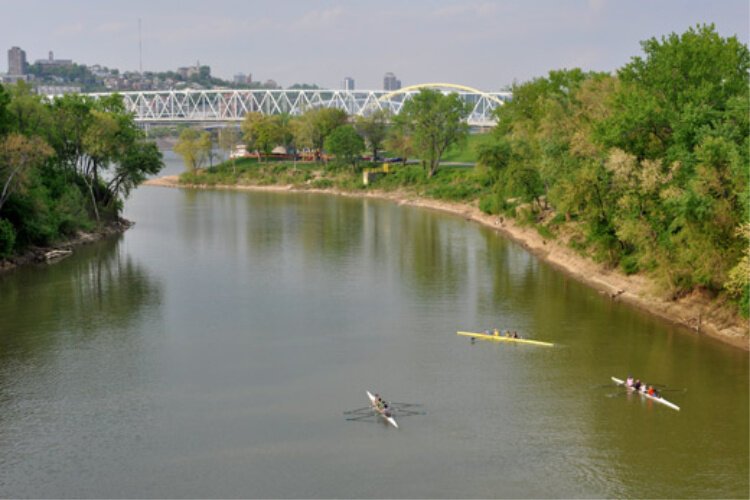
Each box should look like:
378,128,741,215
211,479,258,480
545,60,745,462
86,88,512,127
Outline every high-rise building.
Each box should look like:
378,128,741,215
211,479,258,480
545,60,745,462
8,46,27,75
383,72,401,91
342,76,355,91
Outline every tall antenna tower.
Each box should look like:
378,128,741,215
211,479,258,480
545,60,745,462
138,18,143,73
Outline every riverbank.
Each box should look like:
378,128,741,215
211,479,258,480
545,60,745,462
144,175,749,350
0,219,132,275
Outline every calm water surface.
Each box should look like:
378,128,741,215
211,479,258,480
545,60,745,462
0,154,747,498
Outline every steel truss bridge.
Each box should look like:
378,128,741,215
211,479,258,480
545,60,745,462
88,83,511,127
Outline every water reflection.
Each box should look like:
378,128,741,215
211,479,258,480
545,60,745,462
0,235,162,360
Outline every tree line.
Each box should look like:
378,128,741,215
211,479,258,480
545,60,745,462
0,81,164,258
478,24,748,313
174,88,472,175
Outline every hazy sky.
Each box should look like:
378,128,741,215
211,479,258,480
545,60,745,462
2,0,748,90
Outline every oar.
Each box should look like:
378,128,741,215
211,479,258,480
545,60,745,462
343,406,374,415
345,414,377,422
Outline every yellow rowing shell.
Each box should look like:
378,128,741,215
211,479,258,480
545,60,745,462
457,331,554,347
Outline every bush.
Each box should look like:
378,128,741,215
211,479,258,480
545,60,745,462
377,165,425,187
620,254,640,275
425,182,479,200
479,194,499,214
311,179,333,189
0,219,16,257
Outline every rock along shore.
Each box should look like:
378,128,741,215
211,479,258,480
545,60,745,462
145,175,749,350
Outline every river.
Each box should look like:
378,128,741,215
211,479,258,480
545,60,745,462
0,152,747,498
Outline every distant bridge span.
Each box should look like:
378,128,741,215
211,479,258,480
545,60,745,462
87,84,511,127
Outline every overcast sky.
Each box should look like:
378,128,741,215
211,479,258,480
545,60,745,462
2,0,747,90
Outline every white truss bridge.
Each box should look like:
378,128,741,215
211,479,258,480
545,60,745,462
87,83,511,127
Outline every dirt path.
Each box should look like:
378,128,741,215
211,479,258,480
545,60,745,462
143,176,749,350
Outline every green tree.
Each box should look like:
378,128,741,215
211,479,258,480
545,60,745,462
7,81,51,136
240,111,264,160
355,109,390,160
174,128,212,170
278,114,299,167
252,115,284,162
296,108,348,161
0,84,12,136
324,125,365,169
395,89,469,177
597,23,749,164
384,123,414,167
106,141,163,205
0,133,54,213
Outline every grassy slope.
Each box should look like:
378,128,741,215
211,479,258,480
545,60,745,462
440,133,494,163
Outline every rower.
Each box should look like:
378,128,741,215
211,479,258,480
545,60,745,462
647,386,655,396
512,331,519,339
633,379,642,391
625,375,634,387
493,328,500,337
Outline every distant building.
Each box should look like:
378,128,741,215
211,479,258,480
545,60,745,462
342,76,355,91
36,85,81,96
383,72,401,91
177,65,200,79
34,51,73,68
233,72,253,84
177,62,208,80
0,74,29,84
8,46,27,75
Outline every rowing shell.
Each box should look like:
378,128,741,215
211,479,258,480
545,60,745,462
366,391,399,428
457,331,554,347
611,377,681,411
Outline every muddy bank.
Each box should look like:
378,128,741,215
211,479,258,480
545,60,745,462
144,176,749,350
0,219,133,275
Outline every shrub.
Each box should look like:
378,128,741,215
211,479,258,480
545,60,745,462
425,182,478,200
311,179,333,189
479,194,499,214
620,254,640,275
0,218,16,257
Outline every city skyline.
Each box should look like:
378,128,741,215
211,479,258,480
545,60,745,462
1,0,748,91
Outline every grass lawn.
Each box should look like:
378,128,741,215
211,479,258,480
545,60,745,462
440,132,494,163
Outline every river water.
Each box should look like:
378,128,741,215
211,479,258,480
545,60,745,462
0,153,747,498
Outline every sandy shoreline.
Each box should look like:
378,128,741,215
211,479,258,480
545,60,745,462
144,175,749,350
